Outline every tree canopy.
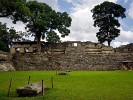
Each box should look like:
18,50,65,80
0,0,72,52
91,1,126,46
0,22,23,52
25,1,72,51
0,0,30,23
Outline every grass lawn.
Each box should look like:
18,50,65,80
0,71,133,100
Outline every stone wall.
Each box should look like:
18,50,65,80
12,52,133,71
8,42,133,71
10,41,114,54
10,41,38,54
115,43,133,53
0,51,15,71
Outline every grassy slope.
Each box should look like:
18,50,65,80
0,71,133,100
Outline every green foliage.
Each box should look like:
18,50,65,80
0,22,23,52
0,0,72,51
25,1,72,51
91,1,126,46
46,30,61,43
26,1,71,42
0,71,133,100
0,0,30,23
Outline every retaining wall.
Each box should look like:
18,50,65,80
12,53,133,71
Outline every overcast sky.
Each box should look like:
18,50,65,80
0,0,133,47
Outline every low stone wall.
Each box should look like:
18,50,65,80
0,51,15,71
12,53,133,71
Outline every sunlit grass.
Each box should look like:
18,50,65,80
0,71,133,100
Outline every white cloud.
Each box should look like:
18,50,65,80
65,0,73,3
115,28,133,42
124,0,128,3
113,41,129,47
63,0,118,43
37,0,59,11
0,18,26,32
124,0,129,3
62,0,133,47
128,1,133,19
113,27,133,47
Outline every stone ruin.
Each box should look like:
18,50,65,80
10,41,38,54
0,50,15,71
115,43,133,53
0,41,133,71
10,41,114,54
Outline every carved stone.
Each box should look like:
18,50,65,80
17,82,43,97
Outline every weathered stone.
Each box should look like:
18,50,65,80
58,71,68,75
17,82,43,97
0,51,14,71
10,41,114,54
8,42,133,71
0,63,15,71
12,53,133,71
115,43,133,53
0,54,8,61
101,46,113,51
0,51,10,61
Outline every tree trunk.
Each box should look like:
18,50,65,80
36,32,41,52
107,31,111,47
107,40,111,47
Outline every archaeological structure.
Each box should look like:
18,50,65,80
0,41,133,71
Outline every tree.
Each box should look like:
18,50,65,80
91,1,126,46
0,0,30,23
0,0,72,52
25,1,72,51
0,22,23,52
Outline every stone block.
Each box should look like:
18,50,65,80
58,71,68,75
17,82,43,97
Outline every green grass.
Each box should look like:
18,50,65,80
0,71,133,100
